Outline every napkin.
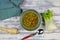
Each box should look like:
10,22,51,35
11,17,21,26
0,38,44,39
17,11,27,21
0,0,23,20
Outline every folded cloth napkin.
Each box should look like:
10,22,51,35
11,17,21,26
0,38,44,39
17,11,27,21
0,0,23,20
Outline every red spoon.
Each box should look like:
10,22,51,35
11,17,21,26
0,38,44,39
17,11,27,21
21,29,44,40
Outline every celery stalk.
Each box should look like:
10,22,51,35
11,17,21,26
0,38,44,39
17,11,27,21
41,9,57,32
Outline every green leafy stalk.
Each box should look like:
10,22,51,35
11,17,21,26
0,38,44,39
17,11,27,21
41,9,57,32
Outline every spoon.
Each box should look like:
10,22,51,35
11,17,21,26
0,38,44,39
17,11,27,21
21,29,44,40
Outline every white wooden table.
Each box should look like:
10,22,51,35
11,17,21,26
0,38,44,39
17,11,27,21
0,0,60,40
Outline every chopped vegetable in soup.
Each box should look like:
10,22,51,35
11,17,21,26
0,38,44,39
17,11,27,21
22,11,38,30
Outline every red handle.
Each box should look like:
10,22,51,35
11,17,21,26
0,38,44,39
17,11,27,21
21,35,31,40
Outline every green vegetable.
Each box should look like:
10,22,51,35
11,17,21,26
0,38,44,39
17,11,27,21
41,9,57,32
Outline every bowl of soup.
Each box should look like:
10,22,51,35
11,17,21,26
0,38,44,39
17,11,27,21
20,9,41,31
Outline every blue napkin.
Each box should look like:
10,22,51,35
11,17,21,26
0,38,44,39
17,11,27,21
0,0,23,20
